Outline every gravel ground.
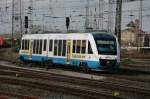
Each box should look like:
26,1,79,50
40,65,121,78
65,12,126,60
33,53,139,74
0,48,18,62
0,83,83,99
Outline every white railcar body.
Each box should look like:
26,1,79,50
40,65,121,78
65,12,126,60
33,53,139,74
19,32,120,72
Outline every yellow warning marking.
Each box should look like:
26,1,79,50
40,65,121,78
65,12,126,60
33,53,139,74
113,91,120,96
15,73,19,77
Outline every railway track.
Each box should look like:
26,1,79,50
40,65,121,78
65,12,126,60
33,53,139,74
0,73,124,99
120,64,150,73
2,59,150,75
0,91,39,99
23,62,150,83
0,62,150,99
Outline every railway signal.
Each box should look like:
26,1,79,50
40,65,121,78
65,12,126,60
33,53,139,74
25,16,28,28
66,17,70,30
24,16,28,34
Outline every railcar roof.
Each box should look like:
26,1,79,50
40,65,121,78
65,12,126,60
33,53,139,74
23,32,114,36
92,32,116,40
22,32,116,40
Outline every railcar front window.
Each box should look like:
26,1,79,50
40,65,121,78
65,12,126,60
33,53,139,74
93,34,117,55
96,40,117,55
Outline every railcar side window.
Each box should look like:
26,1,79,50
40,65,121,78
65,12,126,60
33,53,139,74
73,40,76,53
62,40,66,56
24,40,26,50
49,40,53,51
25,40,29,50
26,40,28,50
88,41,93,54
35,40,38,54
22,40,29,50
33,40,36,54
25,40,27,49
61,40,63,56
76,40,81,53
58,40,62,56
43,39,47,51
39,40,42,54
54,40,58,56
27,40,29,50
36,40,39,54
81,40,86,54
22,40,24,50
25,40,27,50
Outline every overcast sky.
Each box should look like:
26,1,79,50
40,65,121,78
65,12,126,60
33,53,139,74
0,0,150,34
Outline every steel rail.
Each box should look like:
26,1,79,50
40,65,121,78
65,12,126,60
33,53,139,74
0,75,125,99
0,65,150,99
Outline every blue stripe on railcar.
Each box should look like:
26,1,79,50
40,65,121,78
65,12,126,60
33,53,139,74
70,59,100,69
19,54,118,71
19,54,49,62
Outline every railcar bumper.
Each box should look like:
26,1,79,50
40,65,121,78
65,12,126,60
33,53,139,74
99,59,120,71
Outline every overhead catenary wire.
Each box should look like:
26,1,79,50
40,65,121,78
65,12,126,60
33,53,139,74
0,0,149,33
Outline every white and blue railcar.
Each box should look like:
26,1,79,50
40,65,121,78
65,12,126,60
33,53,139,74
19,32,120,72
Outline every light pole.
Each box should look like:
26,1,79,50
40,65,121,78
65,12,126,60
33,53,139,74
115,0,122,46
139,0,143,48
12,0,14,48
85,0,90,32
20,0,23,37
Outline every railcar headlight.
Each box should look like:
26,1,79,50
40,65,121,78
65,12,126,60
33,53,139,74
106,61,110,65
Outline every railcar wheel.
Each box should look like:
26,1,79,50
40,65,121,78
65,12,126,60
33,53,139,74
79,65,85,72
16,58,26,66
86,67,90,72
45,59,53,70
79,64,89,72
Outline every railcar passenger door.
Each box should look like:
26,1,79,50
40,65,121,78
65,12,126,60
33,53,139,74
29,40,33,59
66,40,72,64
